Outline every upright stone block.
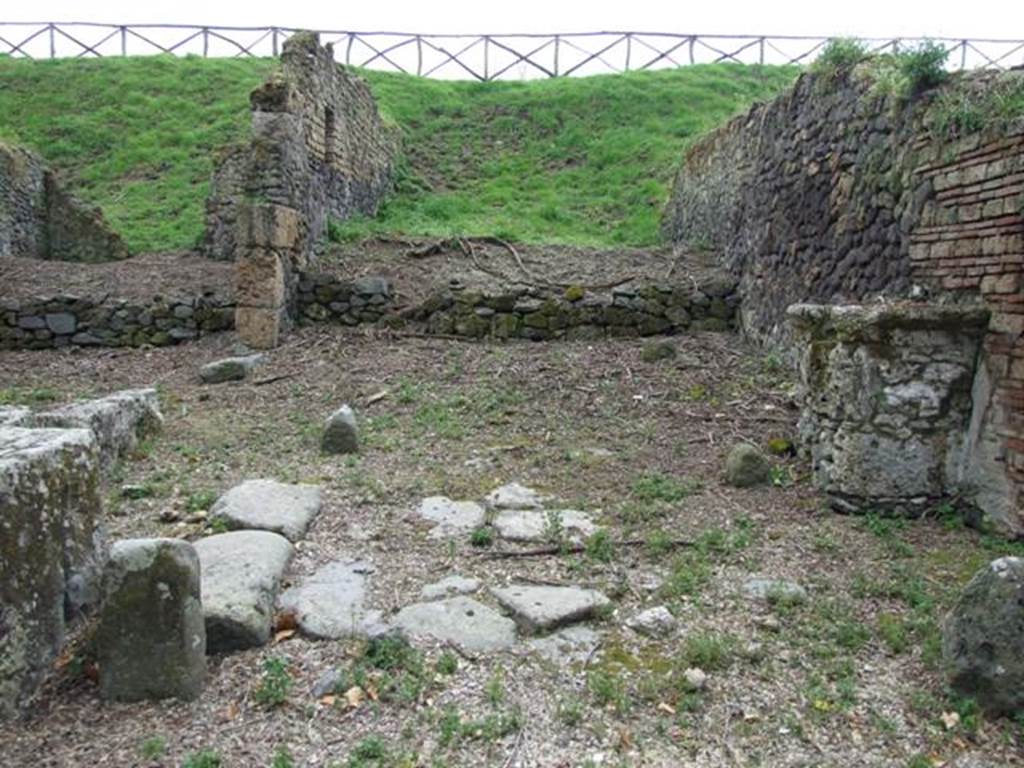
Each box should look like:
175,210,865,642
0,426,103,719
235,247,287,309
322,404,359,454
97,539,206,702
942,557,1024,715
788,303,990,514
235,305,286,350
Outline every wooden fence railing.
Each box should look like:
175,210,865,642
2,23,1023,79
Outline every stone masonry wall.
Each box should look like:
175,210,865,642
665,69,1023,529
202,32,398,262
0,294,234,350
908,134,1024,524
0,143,129,262
664,71,919,341
206,31,398,348
296,273,740,339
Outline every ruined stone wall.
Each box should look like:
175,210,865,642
664,70,1023,528
201,31,398,263
664,72,919,341
203,31,398,348
0,143,129,262
0,294,234,350
297,273,739,339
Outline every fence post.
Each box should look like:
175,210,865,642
416,35,422,76
346,33,355,66
960,39,967,70
689,36,695,65
759,37,765,65
120,25,127,56
272,27,279,57
484,35,490,80
49,23,55,58
625,33,632,71
202,27,209,57
554,34,560,77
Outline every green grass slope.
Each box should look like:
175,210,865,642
355,65,796,247
0,57,796,252
0,55,275,253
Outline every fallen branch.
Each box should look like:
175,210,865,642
470,235,544,285
479,537,694,559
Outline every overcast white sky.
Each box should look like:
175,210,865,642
2,0,1021,39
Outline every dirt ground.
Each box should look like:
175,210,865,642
0,252,233,303
1,325,1021,767
1,240,716,308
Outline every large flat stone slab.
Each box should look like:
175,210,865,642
528,625,601,664
491,584,611,635
194,531,293,653
210,479,321,542
0,426,103,719
416,496,485,538
485,482,544,510
97,538,206,702
391,597,517,652
492,509,597,543
278,559,382,639
420,575,482,601
33,388,162,470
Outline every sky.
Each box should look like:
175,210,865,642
1,0,1021,39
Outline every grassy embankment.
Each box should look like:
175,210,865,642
0,55,796,252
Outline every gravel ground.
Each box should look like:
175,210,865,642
1,326,1021,767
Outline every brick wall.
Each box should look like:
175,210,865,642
909,134,1024,523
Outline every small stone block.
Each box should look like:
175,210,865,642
97,538,206,702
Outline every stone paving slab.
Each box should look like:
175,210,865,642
194,531,293,653
491,584,611,635
527,625,601,664
420,575,482,601
391,596,517,652
416,496,485,538
278,559,382,639
485,482,545,510
492,509,597,543
210,479,321,542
